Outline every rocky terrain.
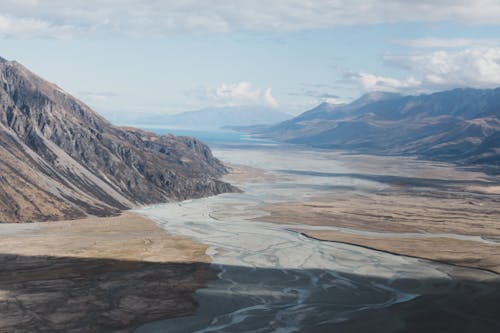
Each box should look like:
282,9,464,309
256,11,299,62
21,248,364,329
261,89,500,172
0,56,236,223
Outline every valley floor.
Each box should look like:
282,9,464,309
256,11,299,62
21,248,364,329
134,145,500,333
225,148,500,274
261,190,500,274
0,213,213,332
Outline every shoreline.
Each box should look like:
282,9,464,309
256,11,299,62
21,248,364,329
0,212,214,332
296,230,500,276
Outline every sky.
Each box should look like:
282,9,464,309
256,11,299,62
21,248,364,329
2,1,500,117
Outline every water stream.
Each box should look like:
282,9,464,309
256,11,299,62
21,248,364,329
134,146,496,333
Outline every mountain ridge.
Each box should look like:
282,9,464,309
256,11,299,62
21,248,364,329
107,105,292,130
261,88,500,173
0,58,237,223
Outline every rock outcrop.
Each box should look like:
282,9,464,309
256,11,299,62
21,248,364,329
0,58,237,223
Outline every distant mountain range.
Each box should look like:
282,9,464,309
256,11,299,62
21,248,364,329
0,57,236,223
260,89,500,173
109,106,291,130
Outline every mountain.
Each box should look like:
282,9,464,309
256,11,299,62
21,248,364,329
0,57,237,223
262,88,500,172
110,106,291,130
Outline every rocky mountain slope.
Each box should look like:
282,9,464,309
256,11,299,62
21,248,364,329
263,89,500,172
0,57,236,223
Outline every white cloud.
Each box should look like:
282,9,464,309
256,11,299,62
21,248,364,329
348,47,500,94
346,72,421,93
209,82,279,108
78,91,117,105
2,1,500,38
213,82,261,102
392,38,500,49
0,14,77,38
264,88,279,108
386,48,500,89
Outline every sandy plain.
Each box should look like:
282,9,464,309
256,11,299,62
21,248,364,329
244,155,500,275
0,213,213,332
257,186,500,274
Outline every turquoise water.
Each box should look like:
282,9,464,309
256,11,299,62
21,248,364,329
141,127,274,146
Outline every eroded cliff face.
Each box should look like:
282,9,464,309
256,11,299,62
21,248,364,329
0,58,237,223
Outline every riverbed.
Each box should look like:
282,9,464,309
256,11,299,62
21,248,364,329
135,144,500,333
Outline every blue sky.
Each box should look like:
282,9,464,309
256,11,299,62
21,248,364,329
2,1,500,116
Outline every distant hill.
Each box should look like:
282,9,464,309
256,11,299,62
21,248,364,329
261,88,500,172
0,57,236,223
118,106,291,130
